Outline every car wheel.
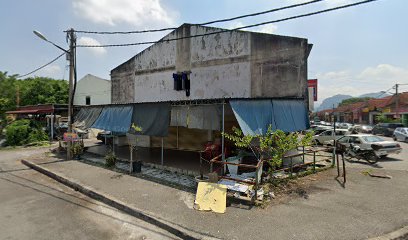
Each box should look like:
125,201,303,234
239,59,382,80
312,139,320,146
393,135,397,141
405,137,408,143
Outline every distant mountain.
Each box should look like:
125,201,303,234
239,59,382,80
316,94,352,111
316,91,392,112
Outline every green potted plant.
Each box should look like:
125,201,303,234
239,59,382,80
128,123,143,173
105,150,117,168
71,142,84,160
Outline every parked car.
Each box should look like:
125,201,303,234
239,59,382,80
336,134,402,158
393,127,408,142
312,129,350,145
372,123,404,137
351,124,373,134
307,125,333,135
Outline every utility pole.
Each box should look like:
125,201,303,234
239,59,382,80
33,29,75,159
395,83,400,121
67,28,76,160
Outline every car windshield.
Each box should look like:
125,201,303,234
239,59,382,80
361,136,384,143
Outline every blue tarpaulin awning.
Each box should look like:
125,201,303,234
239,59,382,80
230,99,309,135
73,107,102,129
91,106,133,133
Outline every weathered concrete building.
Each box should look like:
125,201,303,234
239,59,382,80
111,24,312,103
80,24,313,175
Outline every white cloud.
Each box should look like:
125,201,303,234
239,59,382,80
228,21,245,29
254,24,278,34
228,21,278,34
77,37,107,55
37,64,63,79
357,64,408,83
314,64,408,103
73,0,175,27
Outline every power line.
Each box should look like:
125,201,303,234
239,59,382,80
17,53,66,79
71,0,324,35
76,0,380,48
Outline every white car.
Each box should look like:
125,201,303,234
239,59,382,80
336,134,402,158
393,127,408,142
313,129,350,145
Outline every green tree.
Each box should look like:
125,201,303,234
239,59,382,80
338,97,372,106
0,71,69,120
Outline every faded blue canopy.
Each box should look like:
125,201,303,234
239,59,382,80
73,107,102,129
91,106,133,133
229,99,309,135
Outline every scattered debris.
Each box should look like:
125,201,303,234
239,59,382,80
295,188,309,199
269,192,276,199
368,173,392,179
110,174,123,179
362,169,392,179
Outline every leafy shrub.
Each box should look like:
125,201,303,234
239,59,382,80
5,119,48,146
105,150,117,168
223,125,313,171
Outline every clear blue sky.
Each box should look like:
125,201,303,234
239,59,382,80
1,0,407,104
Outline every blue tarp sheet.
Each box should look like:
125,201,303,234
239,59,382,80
230,100,274,135
91,106,133,133
230,99,309,135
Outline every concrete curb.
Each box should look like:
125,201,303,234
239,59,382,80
21,159,218,240
368,225,408,240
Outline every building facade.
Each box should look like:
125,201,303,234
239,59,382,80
111,24,312,104
74,74,111,106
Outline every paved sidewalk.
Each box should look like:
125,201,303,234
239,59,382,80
27,156,408,240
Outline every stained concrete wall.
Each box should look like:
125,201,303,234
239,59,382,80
250,33,309,99
111,24,310,103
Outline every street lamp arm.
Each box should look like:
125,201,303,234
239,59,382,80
48,41,69,53
33,30,69,53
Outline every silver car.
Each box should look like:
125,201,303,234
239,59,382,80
393,127,408,142
313,129,349,145
337,134,402,158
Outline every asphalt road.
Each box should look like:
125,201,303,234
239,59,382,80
0,147,178,240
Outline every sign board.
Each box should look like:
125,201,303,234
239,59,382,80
308,79,318,101
63,133,79,142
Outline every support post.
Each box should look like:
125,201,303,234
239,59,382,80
313,151,316,173
396,84,400,121
290,157,293,178
161,137,164,166
50,113,54,141
332,104,336,167
67,28,76,160
130,146,133,173
221,100,225,175
342,154,346,184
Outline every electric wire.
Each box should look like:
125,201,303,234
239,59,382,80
76,0,380,48
17,53,65,78
71,0,324,34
